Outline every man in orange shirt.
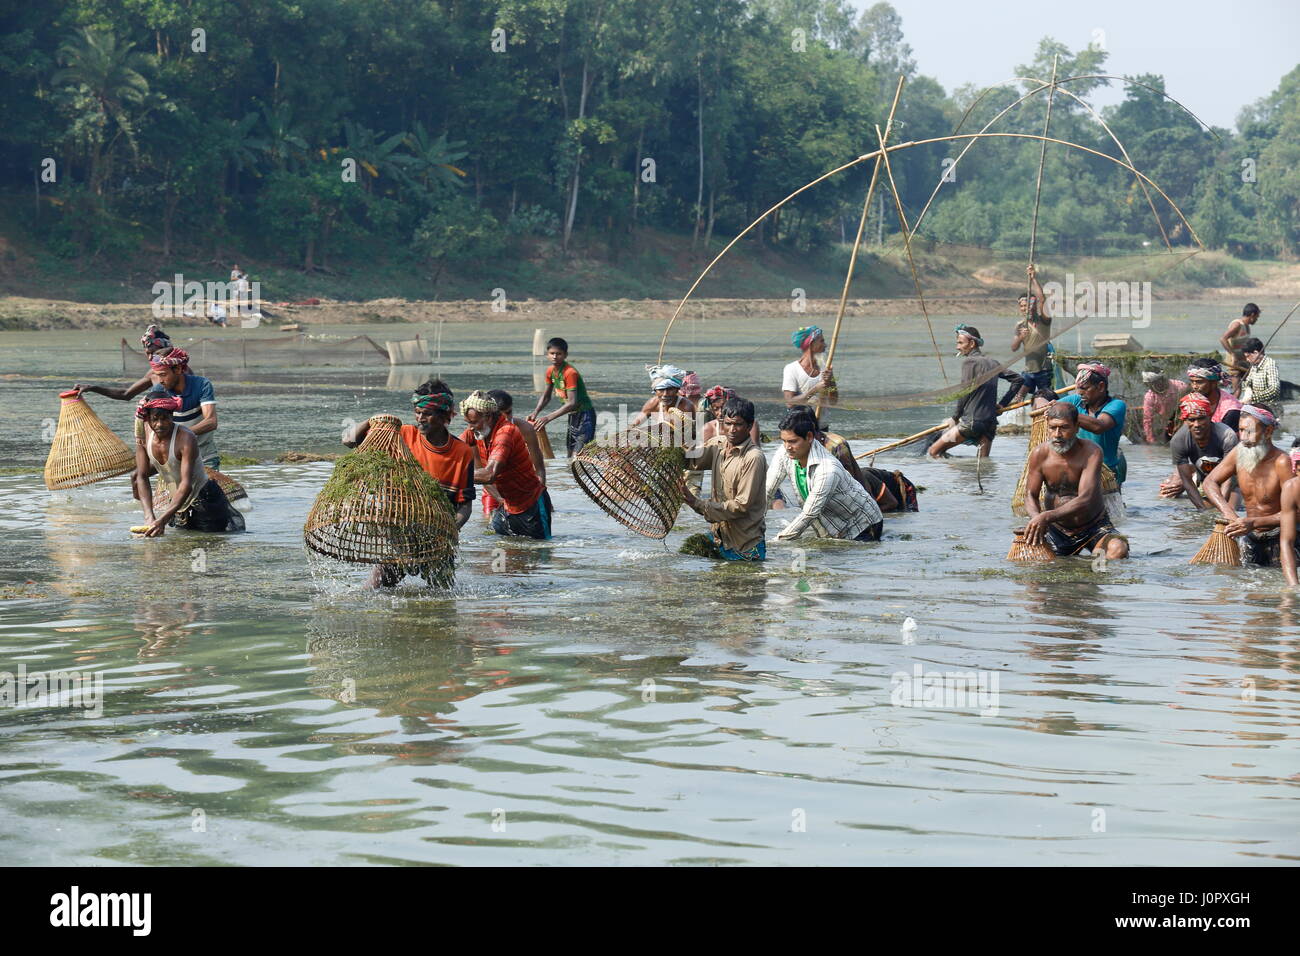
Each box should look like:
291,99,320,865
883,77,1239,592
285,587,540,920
462,390,552,539
344,379,475,585
529,337,596,456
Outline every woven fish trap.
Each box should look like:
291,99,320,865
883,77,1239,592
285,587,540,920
570,427,688,538
303,414,458,572
1190,519,1242,566
44,391,136,490
154,467,247,508
1007,527,1055,561
1011,408,1048,516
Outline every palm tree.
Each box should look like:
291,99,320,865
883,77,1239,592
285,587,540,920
52,26,155,195
259,102,308,170
341,120,409,194
400,121,468,196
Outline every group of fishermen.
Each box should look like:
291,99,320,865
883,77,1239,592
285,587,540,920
74,275,1298,587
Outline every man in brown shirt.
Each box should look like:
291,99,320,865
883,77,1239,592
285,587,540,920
682,396,767,560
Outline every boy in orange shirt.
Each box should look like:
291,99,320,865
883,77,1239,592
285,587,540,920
529,337,596,456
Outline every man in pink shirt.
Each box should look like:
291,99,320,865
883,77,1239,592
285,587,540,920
1186,360,1241,432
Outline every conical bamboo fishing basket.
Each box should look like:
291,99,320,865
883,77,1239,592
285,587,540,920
1011,408,1048,516
536,423,556,460
303,414,458,577
571,427,687,538
1007,527,1055,561
153,468,247,508
44,391,137,490
1189,519,1241,566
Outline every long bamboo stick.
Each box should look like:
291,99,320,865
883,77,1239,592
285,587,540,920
1264,299,1300,351
1026,56,1058,299
819,76,906,421
855,383,1078,460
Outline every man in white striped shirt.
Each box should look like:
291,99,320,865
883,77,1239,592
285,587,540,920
766,410,883,542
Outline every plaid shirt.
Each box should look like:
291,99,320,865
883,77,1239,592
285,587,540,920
1242,356,1280,406
766,438,882,540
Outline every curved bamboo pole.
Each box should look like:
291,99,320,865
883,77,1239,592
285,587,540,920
820,76,906,420
875,122,947,381
1264,299,1300,351
657,130,1204,361
1026,56,1059,288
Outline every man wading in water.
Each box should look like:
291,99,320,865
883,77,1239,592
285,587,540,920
1022,402,1128,559
1010,264,1053,402
133,390,244,536
681,397,767,561
1203,404,1296,569
1158,393,1239,509
929,324,1019,458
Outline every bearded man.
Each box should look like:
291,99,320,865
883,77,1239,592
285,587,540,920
1202,404,1295,568
1022,402,1128,559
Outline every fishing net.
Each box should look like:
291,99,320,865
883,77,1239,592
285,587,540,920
1010,408,1048,516
570,426,688,538
303,414,458,582
1190,519,1242,566
120,333,390,370
153,468,248,508
43,391,137,490
1055,352,1219,445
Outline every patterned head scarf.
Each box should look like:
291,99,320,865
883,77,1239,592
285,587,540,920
646,363,687,387
791,326,823,350
679,371,701,398
653,374,684,391
135,390,183,419
1179,393,1213,420
149,347,190,373
412,391,454,414
704,385,734,407
953,324,983,347
1289,447,1300,469
141,324,171,353
1075,362,1111,388
459,390,499,417
1239,404,1277,427
1186,363,1222,382
1140,370,1167,387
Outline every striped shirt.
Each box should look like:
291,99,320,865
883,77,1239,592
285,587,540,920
766,437,882,540
164,374,217,464
1241,356,1280,406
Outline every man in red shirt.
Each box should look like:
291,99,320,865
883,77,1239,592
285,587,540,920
461,390,552,539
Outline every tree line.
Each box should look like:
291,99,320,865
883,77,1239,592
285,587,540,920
2,0,1297,286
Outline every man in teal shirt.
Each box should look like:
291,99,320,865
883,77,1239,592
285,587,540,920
1062,362,1127,485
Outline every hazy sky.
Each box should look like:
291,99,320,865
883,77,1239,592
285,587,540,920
868,0,1299,130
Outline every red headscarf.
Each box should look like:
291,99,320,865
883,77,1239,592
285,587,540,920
1179,393,1213,420
135,394,183,419
149,347,190,373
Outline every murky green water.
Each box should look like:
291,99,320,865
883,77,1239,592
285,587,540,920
1,302,1297,865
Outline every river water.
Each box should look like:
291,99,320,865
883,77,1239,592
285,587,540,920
1,302,1296,865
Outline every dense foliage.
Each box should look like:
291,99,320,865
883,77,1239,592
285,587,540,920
2,0,1297,283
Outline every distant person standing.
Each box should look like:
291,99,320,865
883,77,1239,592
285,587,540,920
1010,264,1053,401
1139,370,1188,443
1219,303,1260,392
783,326,836,410
529,337,596,457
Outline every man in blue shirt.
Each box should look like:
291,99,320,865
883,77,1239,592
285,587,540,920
148,348,220,469
1062,362,1127,486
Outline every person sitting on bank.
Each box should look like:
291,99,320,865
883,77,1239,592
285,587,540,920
1239,337,1281,407
1010,264,1053,402
133,390,244,536
1022,402,1128,559
1061,362,1128,487
463,390,552,539
1158,393,1240,510
681,396,767,561
766,410,883,543
529,336,596,457
783,326,836,410
929,324,1018,458
1186,359,1242,432
1203,404,1295,568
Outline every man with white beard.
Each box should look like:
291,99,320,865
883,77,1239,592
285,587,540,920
1203,404,1295,568
1022,402,1129,559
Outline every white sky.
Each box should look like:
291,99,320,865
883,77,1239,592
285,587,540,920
869,0,1300,130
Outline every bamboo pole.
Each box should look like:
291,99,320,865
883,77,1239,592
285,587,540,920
1027,55,1058,299
1263,299,1300,351
855,383,1077,461
819,76,906,421
656,130,1204,362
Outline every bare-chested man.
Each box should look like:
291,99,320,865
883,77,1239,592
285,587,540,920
1023,402,1129,559
1203,403,1297,570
